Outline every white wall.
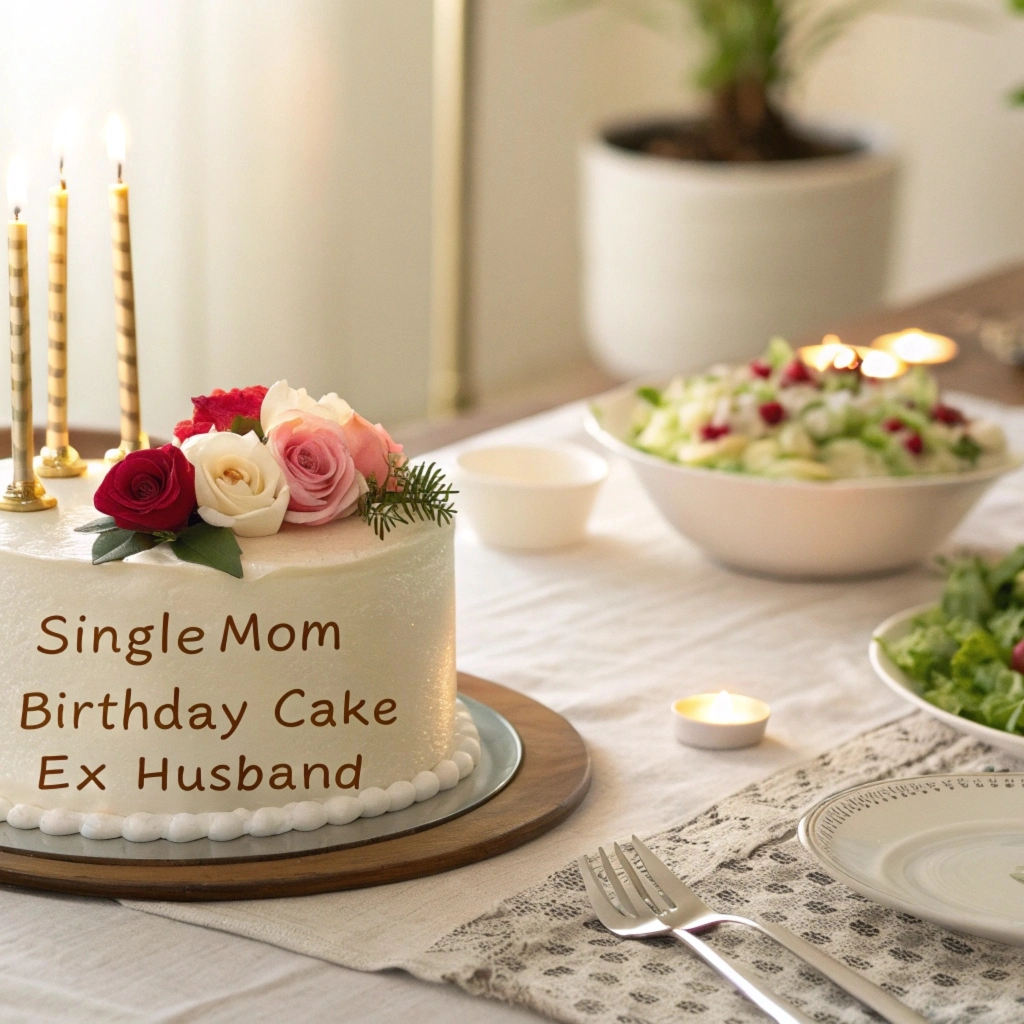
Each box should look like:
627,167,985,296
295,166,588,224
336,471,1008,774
799,14,1024,299
0,0,433,439
0,1,1021,438
466,1,1024,401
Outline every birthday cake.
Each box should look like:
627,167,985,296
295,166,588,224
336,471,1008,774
0,382,475,843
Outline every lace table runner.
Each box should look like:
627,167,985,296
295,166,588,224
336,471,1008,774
404,712,1024,1024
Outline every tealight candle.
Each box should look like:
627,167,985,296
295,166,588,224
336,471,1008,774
672,690,770,750
798,335,906,380
871,328,959,366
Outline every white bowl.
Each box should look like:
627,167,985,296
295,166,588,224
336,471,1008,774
870,603,1024,759
586,383,1021,579
454,442,608,551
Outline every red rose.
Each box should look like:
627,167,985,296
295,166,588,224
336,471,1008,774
94,445,197,533
173,385,268,443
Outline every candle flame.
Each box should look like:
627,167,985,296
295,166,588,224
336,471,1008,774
708,690,735,723
6,156,27,216
799,335,907,380
801,335,860,373
105,114,127,172
859,348,905,380
872,329,959,366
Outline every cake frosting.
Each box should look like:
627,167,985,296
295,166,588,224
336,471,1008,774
0,461,477,842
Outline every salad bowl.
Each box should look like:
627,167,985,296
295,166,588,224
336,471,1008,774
586,383,1020,579
870,604,1024,759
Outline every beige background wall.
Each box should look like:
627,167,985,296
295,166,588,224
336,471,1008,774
467,1,1024,403
0,0,1021,437
0,0,433,438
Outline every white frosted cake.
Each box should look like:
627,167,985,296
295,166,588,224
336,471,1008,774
0,383,474,843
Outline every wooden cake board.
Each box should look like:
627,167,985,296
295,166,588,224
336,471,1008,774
0,674,591,901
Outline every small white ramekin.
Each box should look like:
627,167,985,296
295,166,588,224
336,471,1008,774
454,442,608,551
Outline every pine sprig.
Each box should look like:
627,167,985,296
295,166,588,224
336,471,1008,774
359,460,458,540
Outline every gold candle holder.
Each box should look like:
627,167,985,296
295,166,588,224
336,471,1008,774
38,164,85,478
105,115,147,465
4,167,56,513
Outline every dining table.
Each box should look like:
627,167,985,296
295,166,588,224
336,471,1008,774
3,262,1024,1024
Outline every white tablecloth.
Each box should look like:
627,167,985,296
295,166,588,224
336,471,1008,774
3,394,1023,1022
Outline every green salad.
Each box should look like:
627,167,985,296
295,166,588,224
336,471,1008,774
881,548,1024,735
630,338,1007,480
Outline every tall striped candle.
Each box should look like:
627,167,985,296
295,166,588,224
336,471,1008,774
1,158,55,512
38,112,86,478
104,115,146,463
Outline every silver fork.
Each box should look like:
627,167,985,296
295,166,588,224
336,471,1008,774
579,843,816,1024
592,835,927,1024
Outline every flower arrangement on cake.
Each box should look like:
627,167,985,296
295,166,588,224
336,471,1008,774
75,381,457,577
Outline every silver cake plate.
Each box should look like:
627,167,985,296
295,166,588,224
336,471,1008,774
0,694,521,864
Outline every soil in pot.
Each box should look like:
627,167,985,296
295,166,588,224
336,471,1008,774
608,88,860,163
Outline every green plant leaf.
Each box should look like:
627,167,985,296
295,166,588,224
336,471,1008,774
359,461,457,541
171,522,244,578
75,515,120,534
637,386,663,406
229,415,265,441
1010,85,1024,107
92,529,158,564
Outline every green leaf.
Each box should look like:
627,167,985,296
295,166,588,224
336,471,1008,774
171,522,243,578
950,630,1005,684
229,415,265,441
75,515,120,534
1010,85,1024,107
988,545,1024,599
941,558,994,623
951,435,982,463
636,386,663,407
359,461,457,541
92,529,158,565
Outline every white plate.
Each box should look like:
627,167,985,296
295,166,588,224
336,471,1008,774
799,774,1024,945
870,605,1024,759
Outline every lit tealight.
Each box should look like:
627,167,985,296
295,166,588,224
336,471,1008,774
858,348,905,380
799,334,856,373
672,691,770,750
871,329,959,366
798,334,907,380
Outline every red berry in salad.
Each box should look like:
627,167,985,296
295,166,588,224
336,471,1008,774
883,417,904,433
781,360,812,386
904,432,924,455
699,423,731,441
932,403,966,426
750,360,772,379
758,401,785,425
1013,639,1024,675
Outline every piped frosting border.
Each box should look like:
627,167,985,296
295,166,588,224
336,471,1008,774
0,700,480,843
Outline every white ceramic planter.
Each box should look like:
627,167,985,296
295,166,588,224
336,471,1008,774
581,121,899,377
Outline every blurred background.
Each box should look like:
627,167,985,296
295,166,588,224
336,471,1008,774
1,0,1023,440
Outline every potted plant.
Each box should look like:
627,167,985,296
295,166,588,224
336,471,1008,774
548,0,923,377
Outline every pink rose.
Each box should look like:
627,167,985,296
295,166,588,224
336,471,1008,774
267,412,363,526
341,413,405,490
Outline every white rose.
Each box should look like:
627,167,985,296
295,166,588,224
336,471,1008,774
260,380,354,434
182,430,290,537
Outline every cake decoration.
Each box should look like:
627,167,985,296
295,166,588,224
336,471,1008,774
74,380,457,575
